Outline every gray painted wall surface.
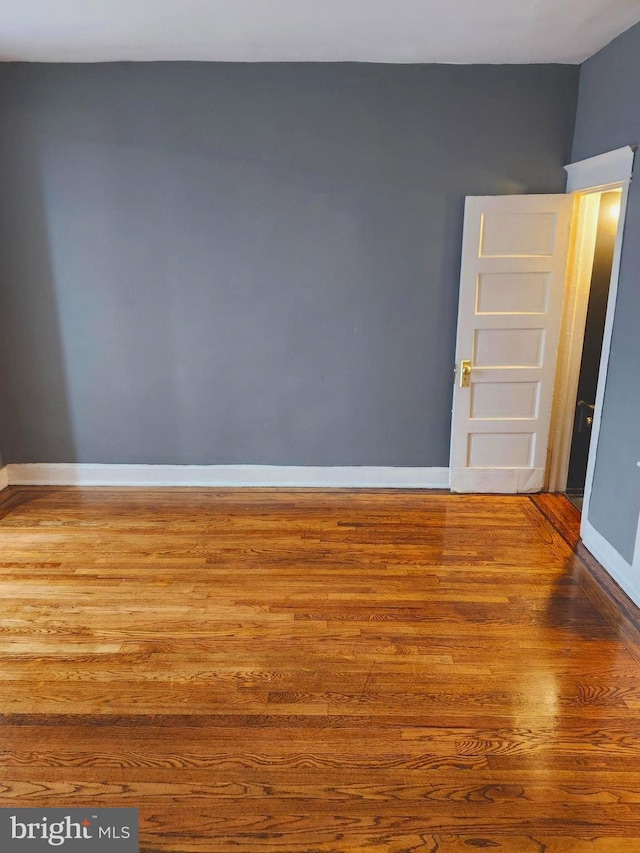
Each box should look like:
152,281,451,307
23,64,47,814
0,62,578,466
572,22,640,563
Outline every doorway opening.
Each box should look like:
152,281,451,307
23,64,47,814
565,189,622,510
546,182,625,510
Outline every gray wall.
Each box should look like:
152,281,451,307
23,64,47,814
572,22,640,563
0,62,578,466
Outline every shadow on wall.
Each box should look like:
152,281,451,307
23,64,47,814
38,134,182,465
0,119,76,464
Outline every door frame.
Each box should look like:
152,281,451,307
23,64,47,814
546,146,635,507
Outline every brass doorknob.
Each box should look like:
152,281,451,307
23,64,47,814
460,360,471,388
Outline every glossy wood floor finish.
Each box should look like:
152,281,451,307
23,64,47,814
1,487,640,852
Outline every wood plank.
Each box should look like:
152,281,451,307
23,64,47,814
0,486,640,850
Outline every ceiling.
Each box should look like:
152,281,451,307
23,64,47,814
1,0,640,64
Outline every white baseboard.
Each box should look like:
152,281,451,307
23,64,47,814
581,518,640,608
4,463,450,490
0,466,8,491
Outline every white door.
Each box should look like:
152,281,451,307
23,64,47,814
450,194,574,493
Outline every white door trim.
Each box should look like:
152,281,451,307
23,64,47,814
547,147,635,494
565,146,635,193
560,148,635,539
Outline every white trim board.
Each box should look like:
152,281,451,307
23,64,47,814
4,464,450,489
564,146,635,192
582,179,631,524
0,467,8,492
555,146,638,564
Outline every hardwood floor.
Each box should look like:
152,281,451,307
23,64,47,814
1,486,640,852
